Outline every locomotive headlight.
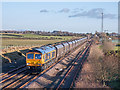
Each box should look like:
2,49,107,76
27,63,30,65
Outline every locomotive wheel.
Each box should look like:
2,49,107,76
47,62,50,68
42,64,47,70
48,61,50,67
54,59,56,63
49,61,52,66
44,64,47,69
52,60,54,64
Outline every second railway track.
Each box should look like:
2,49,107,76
56,42,91,89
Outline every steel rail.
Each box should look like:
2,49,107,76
70,43,91,88
0,68,26,84
2,74,30,89
56,43,91,89
0,65,26,78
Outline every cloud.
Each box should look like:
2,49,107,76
103,14,117,19
69,8,117,19
40,9,48,13
59,8,70,13
71,8,84,13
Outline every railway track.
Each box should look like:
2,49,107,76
0,65,26,78
1,66,27,89
56,42,91,89
70,49,90,88
1,41,89,89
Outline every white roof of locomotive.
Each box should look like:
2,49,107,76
35,45,55,54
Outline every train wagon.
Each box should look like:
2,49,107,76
54,44,64,60
67,41,73,51
72,40,76,49
62,42,69,54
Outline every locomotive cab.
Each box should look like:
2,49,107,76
26,51,43,73
26,52,42,66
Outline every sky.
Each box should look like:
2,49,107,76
2,2,118,33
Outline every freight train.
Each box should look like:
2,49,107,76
26,37,88,73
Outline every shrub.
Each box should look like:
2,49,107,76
102,41,114,52
88,44,119,86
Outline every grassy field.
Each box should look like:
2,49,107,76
1,33,82,53
2,39,64,49
22,34,74,40
114,43,120,51
114,46,120,50
1,39,64,54
0,33,77,40
0,33,22,38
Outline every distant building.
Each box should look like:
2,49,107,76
110,32,118,36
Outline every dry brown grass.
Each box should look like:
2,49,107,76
103,56,118,81
75,44,106,88
88,44,118,83
87,44,104,82
102,41,114,52
75,43,119,88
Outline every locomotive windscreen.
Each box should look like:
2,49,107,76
35,54,41,59
27,54,34,59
